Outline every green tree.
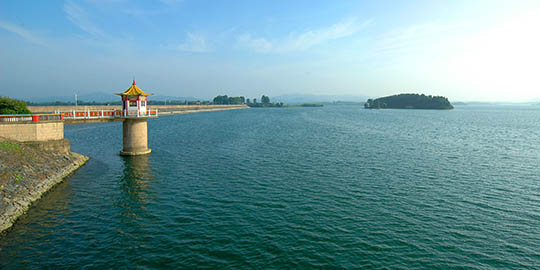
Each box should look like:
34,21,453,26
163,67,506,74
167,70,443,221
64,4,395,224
261,95,270,104
227,96,245,104
0,97,31,114
213,95,246,105
213,95,229,104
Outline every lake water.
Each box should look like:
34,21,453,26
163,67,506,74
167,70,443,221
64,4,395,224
1,105,539,269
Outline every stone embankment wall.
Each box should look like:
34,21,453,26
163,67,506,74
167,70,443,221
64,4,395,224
0,141,88,233
0,121,69,154
0,121,63,142
21,139,71,154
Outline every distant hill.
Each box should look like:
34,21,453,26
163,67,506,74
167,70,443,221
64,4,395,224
273,94,369,104
452,101,538,106
151,95,199,102
25,92,116,103
25,92,199,103
454,101,495,106
24,92,369,104
365,93,453,110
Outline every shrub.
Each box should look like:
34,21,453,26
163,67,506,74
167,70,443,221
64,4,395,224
0,97,31,114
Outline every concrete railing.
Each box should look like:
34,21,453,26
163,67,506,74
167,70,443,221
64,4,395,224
57,109,120,119
0,114,63,123
0,110,158,123
57,109,158,119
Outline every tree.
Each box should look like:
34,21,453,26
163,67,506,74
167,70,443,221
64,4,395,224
228,96,244,104
0,97,31,114
261,95,270,104
213,95,229,104
246,98,251,104
213,95,247,105
253,98,257,103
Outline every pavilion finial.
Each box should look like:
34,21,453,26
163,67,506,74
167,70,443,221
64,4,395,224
133,79,136,86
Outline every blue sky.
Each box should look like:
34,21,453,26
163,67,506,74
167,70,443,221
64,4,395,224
1,0,539,101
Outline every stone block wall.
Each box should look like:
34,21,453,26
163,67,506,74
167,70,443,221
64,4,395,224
0,121,64,142
22,139,71,154
121,118,150,155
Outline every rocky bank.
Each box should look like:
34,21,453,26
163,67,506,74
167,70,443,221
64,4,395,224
0,141,88,233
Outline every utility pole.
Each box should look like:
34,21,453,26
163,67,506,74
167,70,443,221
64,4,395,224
75,93,78,106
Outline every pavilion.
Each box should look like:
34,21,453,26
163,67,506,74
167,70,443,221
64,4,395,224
116,80,152,117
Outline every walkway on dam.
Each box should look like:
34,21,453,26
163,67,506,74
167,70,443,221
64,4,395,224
1,105,248,124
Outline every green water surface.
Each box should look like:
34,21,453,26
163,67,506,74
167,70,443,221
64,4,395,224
1,105,539,269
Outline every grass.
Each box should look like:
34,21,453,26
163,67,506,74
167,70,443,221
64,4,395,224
14,174,22,184
0,140,70,187
0,141,21,152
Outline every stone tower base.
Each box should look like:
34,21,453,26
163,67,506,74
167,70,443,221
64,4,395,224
120,118,151,156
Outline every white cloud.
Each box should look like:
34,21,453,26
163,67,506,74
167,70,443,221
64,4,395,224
64,1,104,36
237,18,371,53
0,21,47,46
236,34,273,53
176,32,212,53
373,22,462,56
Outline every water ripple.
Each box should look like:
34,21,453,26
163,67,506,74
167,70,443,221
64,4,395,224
1,106,540,269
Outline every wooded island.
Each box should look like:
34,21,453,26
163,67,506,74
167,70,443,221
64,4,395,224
365,93,453,110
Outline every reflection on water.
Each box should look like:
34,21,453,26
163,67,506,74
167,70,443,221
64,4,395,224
113,154,158,256
117,154,154,218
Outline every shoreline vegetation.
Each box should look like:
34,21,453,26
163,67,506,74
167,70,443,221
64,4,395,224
364,93,454,110
213,95,323,108
0,97,31,114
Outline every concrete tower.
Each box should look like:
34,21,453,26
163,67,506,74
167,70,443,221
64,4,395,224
116,80,153,156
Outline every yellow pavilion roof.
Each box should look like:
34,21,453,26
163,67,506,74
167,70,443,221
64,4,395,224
116,80,152,96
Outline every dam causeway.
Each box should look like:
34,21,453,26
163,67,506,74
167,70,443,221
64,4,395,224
0,80,238,234
0,80,247,156
0,80,156,156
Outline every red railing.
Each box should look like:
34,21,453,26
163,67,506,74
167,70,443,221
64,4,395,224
58,109,158,119
0,110,159,123
0,113,63,123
